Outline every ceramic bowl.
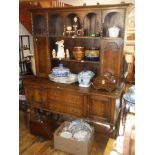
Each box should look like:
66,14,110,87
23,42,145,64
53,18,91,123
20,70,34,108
73,46,85,61
52,64,70,77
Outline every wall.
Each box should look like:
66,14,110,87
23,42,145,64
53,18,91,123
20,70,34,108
19,22,34,53
19,22,36,75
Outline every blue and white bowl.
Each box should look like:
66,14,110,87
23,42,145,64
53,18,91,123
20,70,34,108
52,64,70,78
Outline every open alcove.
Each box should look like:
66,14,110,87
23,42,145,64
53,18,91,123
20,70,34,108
102,12,123,38
48,14,64,36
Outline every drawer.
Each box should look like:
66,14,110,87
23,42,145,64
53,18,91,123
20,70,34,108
47,89,62,100
66,107,83,117
48,100,66,113
47,88,83,106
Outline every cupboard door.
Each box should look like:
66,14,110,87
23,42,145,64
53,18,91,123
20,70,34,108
34,36,51,77
25,86,46,107
100,39,123,80
89,95,112,123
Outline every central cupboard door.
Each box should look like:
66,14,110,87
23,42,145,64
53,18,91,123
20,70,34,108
47,88,86,117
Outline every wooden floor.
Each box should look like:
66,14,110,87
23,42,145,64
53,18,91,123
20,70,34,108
19,112,135,155
19,111,109,155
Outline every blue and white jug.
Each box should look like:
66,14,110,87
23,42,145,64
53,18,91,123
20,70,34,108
78,70,95,87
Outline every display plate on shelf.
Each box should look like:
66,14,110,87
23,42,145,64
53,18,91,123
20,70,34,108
48,73,78,84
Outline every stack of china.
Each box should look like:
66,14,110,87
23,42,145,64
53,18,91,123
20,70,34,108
59,120,93,141
48,64,78,84
78,70,95,87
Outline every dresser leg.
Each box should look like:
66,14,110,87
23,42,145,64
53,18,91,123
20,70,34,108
27,108,31,128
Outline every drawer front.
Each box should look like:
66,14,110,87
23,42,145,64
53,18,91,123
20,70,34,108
48,99,83,117
66,107,83,117
48,100,66,113
47,88,83,108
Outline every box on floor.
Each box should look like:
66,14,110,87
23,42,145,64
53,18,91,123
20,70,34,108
54,121,94,155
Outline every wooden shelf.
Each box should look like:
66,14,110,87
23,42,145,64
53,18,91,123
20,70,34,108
51,58,100,64
48,35,123,40
48,35,101,39
101,37,123,40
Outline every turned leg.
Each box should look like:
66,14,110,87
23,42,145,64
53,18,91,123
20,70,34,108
26,108,31,128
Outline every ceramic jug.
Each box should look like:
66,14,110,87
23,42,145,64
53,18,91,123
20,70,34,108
78,70,95,87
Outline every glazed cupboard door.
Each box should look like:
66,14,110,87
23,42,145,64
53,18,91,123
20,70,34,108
34,36,51,77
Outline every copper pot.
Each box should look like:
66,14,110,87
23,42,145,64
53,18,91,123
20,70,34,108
73,46,85,61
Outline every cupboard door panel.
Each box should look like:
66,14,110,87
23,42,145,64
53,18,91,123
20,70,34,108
34,36,51,77
89,95,111,122
25,86,44,107
100,39,123,79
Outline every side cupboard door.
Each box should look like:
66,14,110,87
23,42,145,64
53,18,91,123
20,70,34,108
33,36,51,77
